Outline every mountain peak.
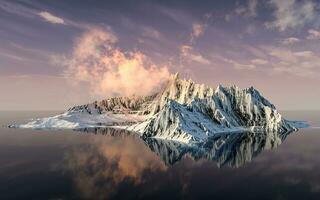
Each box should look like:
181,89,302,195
172,72,180,80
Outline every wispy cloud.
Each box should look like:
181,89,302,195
190,23,206,43
141,26,161,40
266,0,316,31
306,29,320,40
178,14,212,67
0,1,35,18
217,43,320,77
264,46,320,77
0,43,51,64
282,37,300,45
251,58,268,65
38,11,65,24
189,13,211,44
235,0,258,17
220,56,256,70
0,51,27,61
180,45,211,65
0,1,91,30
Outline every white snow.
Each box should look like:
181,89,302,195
13,111,146,129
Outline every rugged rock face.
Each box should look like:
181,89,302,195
127,74,296,143
148,73,215,114
68,95,156,115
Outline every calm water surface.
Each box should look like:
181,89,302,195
0,111,320,200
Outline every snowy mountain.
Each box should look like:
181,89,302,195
10,73,307,144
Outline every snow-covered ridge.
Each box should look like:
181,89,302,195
9,73,308,144
68,94,156,115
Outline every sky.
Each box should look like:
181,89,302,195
0,0,320,111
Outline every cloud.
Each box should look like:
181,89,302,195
282,37,300,45
224,14,232,22
0,43,51,63
190,23,206,42
245,24,257,35
248,0,258,16
61,29,170,97
306,29,320,40
235,0,258,17
268,48,315,62
141,26,161,39
293,51,314,58
251,59,268,65
38,11,65,24
0,1,36,18
266,47,320,77
0,51,28,61
235,6,247,16
189,13,211,44
178,14,212,68
220,56,256,70
180,45,211,65
221,45,320,77
266,0,316,31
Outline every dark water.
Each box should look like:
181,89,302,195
0,111,320,200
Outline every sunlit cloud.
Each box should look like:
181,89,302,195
38,11,65,24
61,28,171,98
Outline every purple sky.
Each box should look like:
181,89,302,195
0,0,320,110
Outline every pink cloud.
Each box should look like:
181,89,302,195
62,29,170,98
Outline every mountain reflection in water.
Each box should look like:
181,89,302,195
61,128,294,199
2,111,318,200
76,128,292,168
